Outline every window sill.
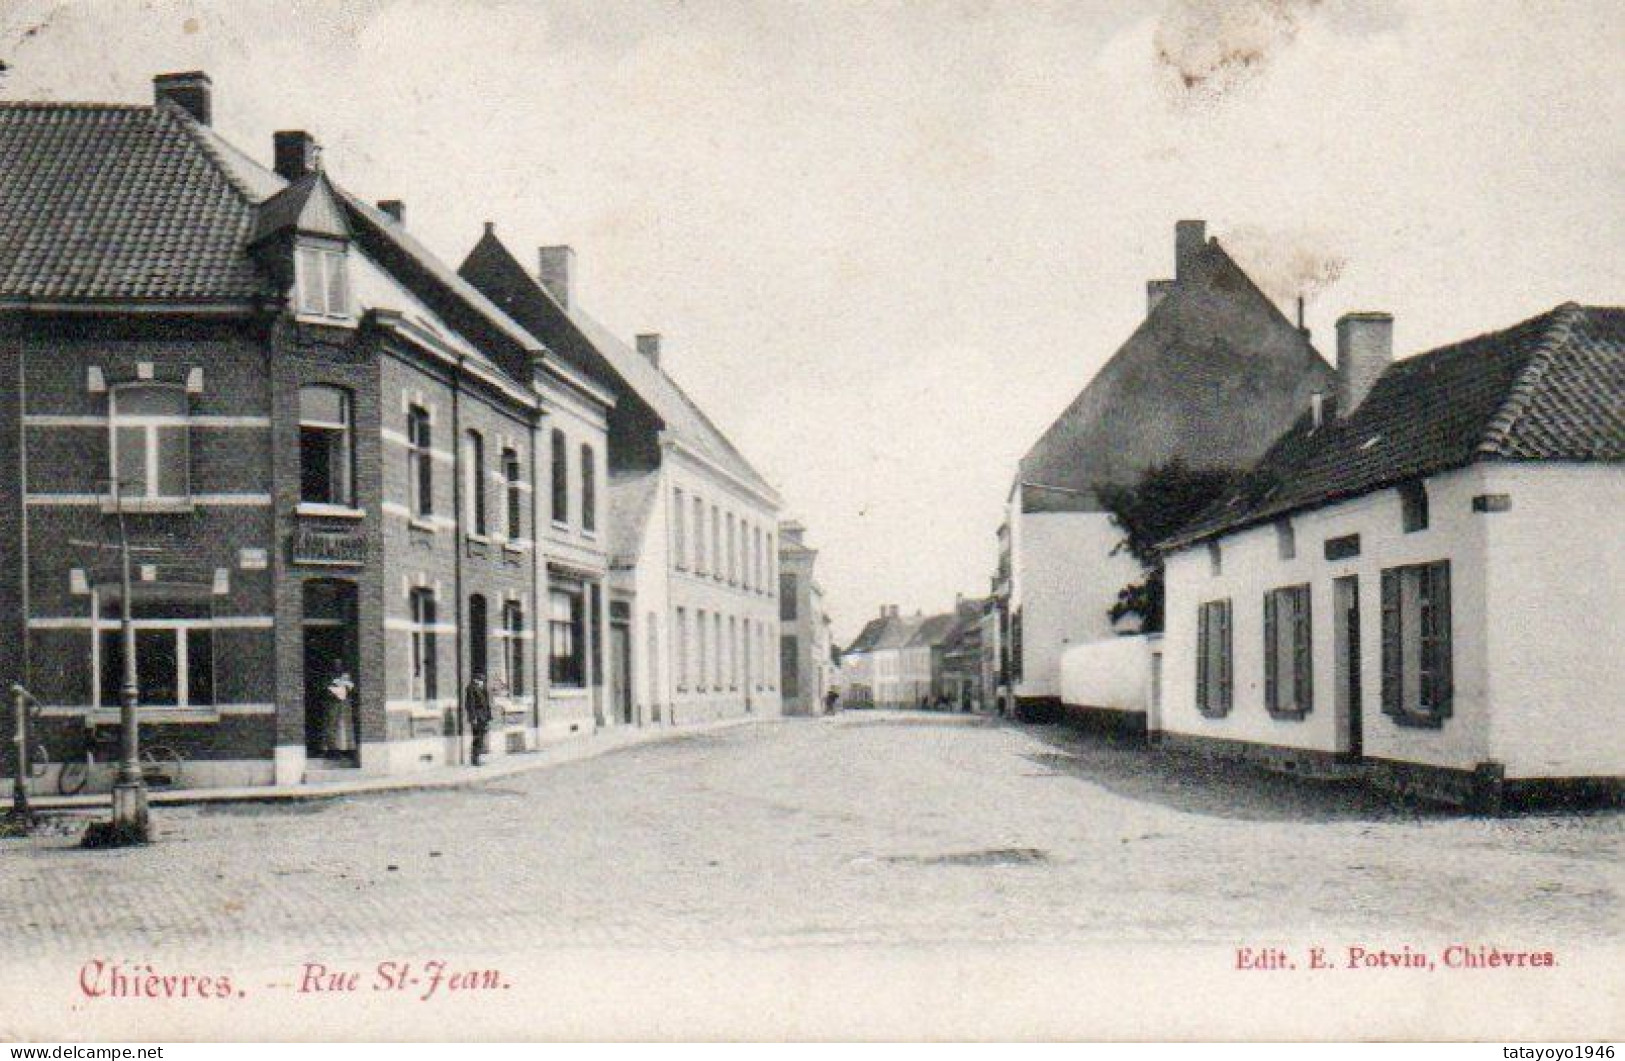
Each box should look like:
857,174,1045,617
408,517,438,534
297,502,365,520
1387,709,1447,729
582,530,599,540
101,496,193,515
551,520,571,532
1195,707,1231,720
1266,707,1311,722
90,707,217,724
295,312,358,329
502,540,530,556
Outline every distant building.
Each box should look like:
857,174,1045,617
935,596,991,711
999,219,1336,721
1159,304,1625,810
778,520,834,715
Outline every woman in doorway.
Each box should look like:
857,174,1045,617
323,663,357,759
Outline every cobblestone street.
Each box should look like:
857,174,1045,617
4,713,1619,962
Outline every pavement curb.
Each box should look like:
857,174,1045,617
23,714,773,812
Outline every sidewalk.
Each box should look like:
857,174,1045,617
20,714,769,812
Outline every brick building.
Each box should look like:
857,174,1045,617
0,73,611,790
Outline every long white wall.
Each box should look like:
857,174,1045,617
1060,635,1154,716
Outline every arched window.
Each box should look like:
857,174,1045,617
502,447,523,540
299,385,354,507
407,405,433,518
464,429,487,536
109,384,189,502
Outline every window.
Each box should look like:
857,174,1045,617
1400,480,1429,533
550,429,569,525
1196,599,1232,717
549,586,585,687
780,573,798,621
675,607,689,691
295,241,350,320
467,594,488,680
1274,519,1296,561
1264,585,1313,718
298,385,354,507
588,585,604,687
502,600,526,697
693,497,707,574
673,489,687,569
713,612,723,688
407,406,433,518
726,616,737,689
581,443,597,533
710,506,722,580
1207,540,1222,575
109,384,189,502
742,523,753,591
725,514,736,584
781,635,800,698
755,528,766,591
502,448,523,541
1382,561,1452,724
697,609,709,690
410,588,438,702
464,430,487,536
97,593,213,709
766,532,775,587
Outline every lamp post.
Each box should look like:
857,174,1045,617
108,486,147,838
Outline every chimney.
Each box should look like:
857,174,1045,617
1175,219,1206,280
1146,279,1175,316
1310,391,1325,429
377,200,405,225
636,333,662,369
153,71,212,125
273,131,320,182
537,245,575,310
1335,312,1394,418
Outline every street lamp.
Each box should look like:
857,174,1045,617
73,481,163,846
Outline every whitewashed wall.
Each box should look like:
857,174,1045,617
1013,510,1139,700
1480,463,1625,778
1059,634,1154,717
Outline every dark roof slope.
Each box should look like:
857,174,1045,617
1017,240,1334,510
906,613,960,650
459,227,777,498
1165,303,1625,549
845,616,890,655
0,101,267,304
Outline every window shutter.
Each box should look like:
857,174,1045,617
1296,587,1313,714
1432,561,1453,718
1263,592,1279,713
1218,601,1233,715
1197,605,1210,713
1381,569,1401,717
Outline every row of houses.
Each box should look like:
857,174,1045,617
838,596,988,711
0,72,834,791
990,220,1622,810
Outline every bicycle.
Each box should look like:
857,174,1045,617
57,720,186,796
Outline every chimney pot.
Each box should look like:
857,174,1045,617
273,131,320,182
153,71,212,125
1335,312,1394,418
537,245,575,310
377,200,405,225
636,333,662,369
1174,219,1206,280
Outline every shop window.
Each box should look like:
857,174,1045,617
549,587,585,687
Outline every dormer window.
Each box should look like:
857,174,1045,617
295,239,351,321
1399,480,1429,533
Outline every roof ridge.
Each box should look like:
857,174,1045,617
1476,302,1585,458
0,100,148,111
161,102,259,207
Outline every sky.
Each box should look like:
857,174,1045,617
3,0,1621,643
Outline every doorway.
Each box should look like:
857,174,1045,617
609,602,633,725
302,580,359,764
1333,576,1362,759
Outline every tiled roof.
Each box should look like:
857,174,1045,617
1016,239,1333,511
1164,303,1625,549
905,613,960,649
845,617,889,654
0,101,267,303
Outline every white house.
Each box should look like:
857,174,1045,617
999,220,1334,721
1158,303,1625,810
460,233,785,729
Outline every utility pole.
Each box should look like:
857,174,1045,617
7,684,36,829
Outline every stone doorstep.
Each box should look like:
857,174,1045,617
22,715,768,812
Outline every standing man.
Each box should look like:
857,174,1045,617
464,671,492,767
